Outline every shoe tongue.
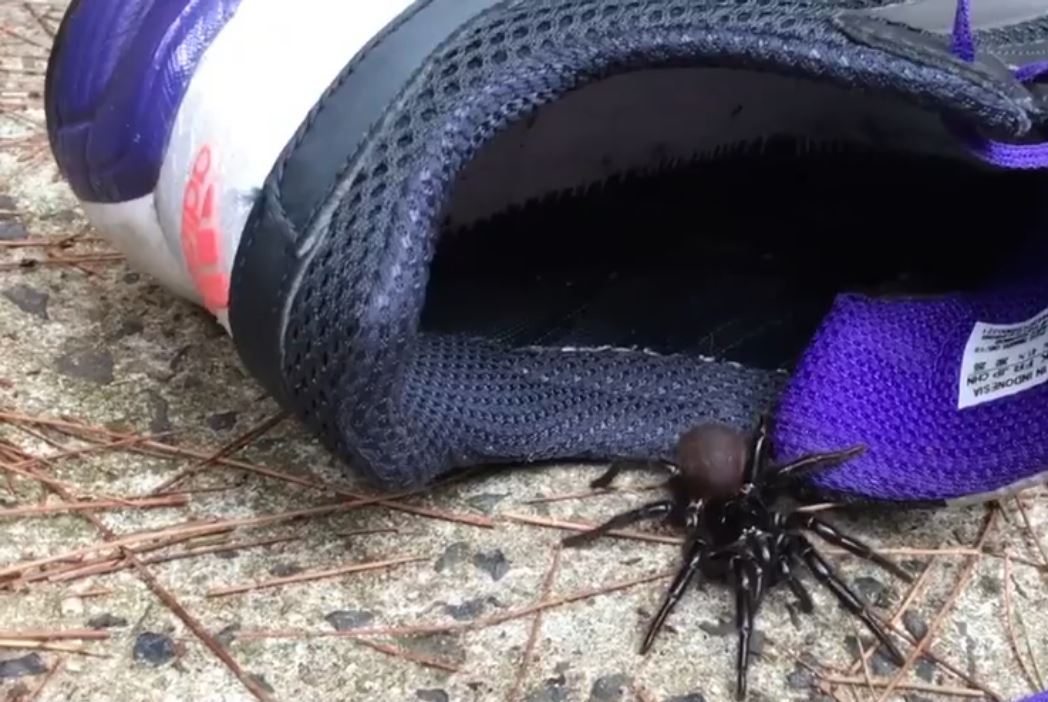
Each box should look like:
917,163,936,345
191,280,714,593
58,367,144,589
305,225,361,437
768,2,1048,502
773,268,1048,504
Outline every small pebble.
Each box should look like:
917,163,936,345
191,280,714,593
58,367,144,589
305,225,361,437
395,633,467,666
55,347,115,385
435,542,470,572
269,562,303,577
664,695,706,702
417,690,450,702
145,390,172,434
133,632,176,665
87,613,128,629
786,664,814,689
902,610,928,640
0,653,47,679
215,624,240,647
699,619,733,636
465,492,508,513
169,345,193,373
853,576,886,604
0,220,28,241
978,574,1002,596
113,318,144,338
444,598,487,621
473,549,510,581
749,630,766,656
207,411,238,431
870,650,898,677
844,634,871,658
51,209,80,223
2,284,49,320
915,657,936,682
325,610,375,631
902,559,926,574
589,673,630,701
525,672,570,702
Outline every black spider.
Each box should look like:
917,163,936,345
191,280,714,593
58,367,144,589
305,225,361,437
562,416,913,700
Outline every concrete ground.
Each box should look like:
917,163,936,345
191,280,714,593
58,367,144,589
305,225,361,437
1,3,1047,702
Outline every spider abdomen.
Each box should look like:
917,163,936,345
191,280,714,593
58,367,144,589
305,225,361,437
675,423,749,501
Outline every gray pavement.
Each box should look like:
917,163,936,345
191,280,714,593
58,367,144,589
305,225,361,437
1,4,1046,701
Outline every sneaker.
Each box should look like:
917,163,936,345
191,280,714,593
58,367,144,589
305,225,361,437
45,0,1048,510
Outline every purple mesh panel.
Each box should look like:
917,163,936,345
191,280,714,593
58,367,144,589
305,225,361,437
773,277,1048,502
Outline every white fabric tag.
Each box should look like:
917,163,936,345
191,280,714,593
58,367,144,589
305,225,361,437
958,305,1048,409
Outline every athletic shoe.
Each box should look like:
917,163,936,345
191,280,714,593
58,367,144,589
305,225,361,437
45,0,1048,514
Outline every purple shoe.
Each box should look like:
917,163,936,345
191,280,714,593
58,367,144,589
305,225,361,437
46,0,1048,507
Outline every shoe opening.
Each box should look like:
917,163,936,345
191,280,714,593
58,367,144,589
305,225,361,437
421,66,1046,371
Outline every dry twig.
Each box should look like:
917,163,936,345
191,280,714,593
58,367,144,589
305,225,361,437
1014,495,1048,572
818,674,985,698
237,569,674,641
508,546,562,702
206,555,427,598
25,656,63,702
149,412,287,493
0,494,188,518
0,410,494,528
1003,554,1044,693
355,639,460,674
502,512,683,545
0,629,108,641
0,639,107,657
874,508,998,702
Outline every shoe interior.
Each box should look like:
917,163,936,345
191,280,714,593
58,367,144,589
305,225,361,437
420,67,1046,371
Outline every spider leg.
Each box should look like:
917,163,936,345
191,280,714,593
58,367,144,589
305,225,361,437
743,415,773,487
767,528,813,612
787,512,913,583
792,534,906,664
590,460,678,490
732,556,756,701
589,461,629,490
778,556,814,613
562,500,675,547
745,532,772,606
770,445,866,486
640,535,707,654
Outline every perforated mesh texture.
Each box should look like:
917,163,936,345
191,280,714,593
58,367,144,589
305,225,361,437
277,0,1045,489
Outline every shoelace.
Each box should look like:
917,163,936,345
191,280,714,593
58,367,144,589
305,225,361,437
949,0,1048,168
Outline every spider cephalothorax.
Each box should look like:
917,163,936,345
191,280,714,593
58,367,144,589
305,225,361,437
563,416,912,700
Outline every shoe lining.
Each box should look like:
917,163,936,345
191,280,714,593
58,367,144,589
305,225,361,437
422,68,1044,372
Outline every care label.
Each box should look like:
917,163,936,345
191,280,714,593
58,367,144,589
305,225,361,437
958,305,1048,409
